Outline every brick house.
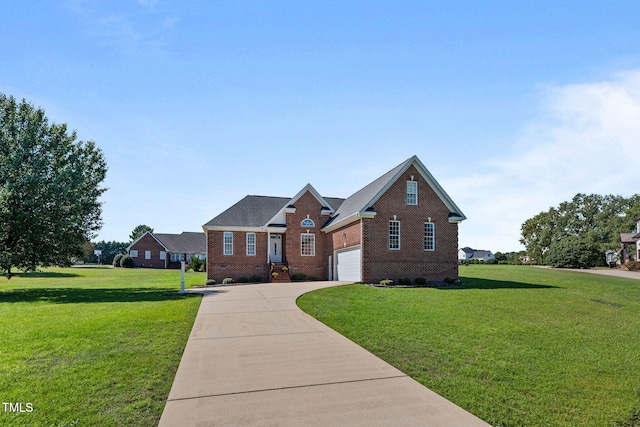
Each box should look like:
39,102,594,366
203,155,466,284
126,231,206,269
620,213,640,263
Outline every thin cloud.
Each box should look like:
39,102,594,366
456,69,640,252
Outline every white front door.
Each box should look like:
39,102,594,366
270,235,282,263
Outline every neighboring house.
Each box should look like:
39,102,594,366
458,247,495,262
127,231,206,269
620,214,640,263
203,155,466,284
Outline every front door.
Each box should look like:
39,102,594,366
270,235,282,263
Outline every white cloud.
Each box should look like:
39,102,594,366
456,69,640,252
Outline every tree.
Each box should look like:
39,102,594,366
545,236,601,269
129,224,153,242
520,193,640,264
0,94,107,278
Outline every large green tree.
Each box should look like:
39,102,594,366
129,224,153,242
520,193,640,264
0,94,107,278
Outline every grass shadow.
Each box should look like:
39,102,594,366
0,287,211,304
11,271,82,278
442,277,559,290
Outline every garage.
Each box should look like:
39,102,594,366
335,246,361,282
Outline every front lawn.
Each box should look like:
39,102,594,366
297,265,640,427
0,267,204,427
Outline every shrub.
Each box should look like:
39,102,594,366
627,261,640,272
380,279,394,286
112,253,124,267
291,273,307,281
545,236,601,269
486,258,498,264
189,255,204,272
249,275,262,283
237,276,249,283
205,279,216,286
120,255,134,268
222,277,233,284
415,277,427,285
398,277,411,286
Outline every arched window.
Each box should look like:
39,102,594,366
301,218,315,227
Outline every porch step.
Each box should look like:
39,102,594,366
270,263,291,283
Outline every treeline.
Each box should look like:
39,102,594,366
82,241,129,265
520,193,640,268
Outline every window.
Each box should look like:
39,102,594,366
246,233,256,256
159,251,166,260
170,253,183,262
301,218,315,227
424,222,435,251
224,232,233,255
145,250,151,259
389,220,400,250
301,233,315,256
407,181,418,205
130,250,138,257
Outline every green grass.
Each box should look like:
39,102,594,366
297,265,640,427
0,267,204,427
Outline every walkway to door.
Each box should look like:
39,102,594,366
159,281,491,426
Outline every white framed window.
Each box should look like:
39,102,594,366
424,222,435,251
224,232,233,255
130,250,138,257
301,218,315,227
159,251,166,260
407,181,418,205
170,253,183,262
389,220,400,250
145,250,151,259
301,233,315,256
246,232,256,256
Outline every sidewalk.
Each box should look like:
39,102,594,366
158,281,491,426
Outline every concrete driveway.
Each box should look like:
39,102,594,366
158,281,491,426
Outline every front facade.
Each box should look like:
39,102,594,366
127,231,206,269
203,156,466,284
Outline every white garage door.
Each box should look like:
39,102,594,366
336,247,361,282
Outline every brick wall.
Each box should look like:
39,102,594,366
285,191,328,280
206,230,269,282
361,165,459,283
129,234,167,268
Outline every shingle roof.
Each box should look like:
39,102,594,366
323,158,411,229
621,233,640,244
203,155,465,231
154,232,206,253
203,196,291,228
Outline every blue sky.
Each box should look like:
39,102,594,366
2,1,639,251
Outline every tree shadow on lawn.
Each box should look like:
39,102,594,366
443,277,559,290
12,271,82,278
0,287,222,304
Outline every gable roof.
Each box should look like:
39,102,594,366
323,155,466,231
154,232,206,253
127,231,205,253
202,155,465,232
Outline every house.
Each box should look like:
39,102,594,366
203,155,466,284
458,247,495,262
127,231,206,269
620,213,640,263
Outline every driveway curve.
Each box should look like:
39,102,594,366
159,281,491,426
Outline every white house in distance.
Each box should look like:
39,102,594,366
459,247,495,262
